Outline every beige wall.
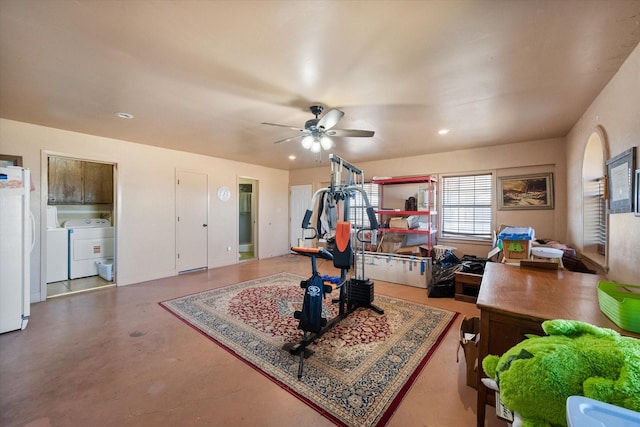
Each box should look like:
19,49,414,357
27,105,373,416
566,42,640,284
290,138,566,258
3,42,637,302
0,119,290,301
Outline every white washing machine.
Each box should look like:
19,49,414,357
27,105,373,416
64,218,114,279
46,206,69,283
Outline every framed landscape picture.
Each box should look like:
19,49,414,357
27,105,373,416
498,173,554,210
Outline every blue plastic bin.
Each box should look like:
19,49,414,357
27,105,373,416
498,226,534,241
567,396,640,427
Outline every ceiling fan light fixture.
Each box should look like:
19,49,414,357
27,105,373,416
263,105,374,152
301,135,314,149
320,136,334,150
310,140,321,153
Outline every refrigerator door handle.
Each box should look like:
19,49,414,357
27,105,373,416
30,211,35,253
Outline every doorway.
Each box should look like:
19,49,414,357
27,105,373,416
239,178,258,261
42,154,117,300
290,184,312,249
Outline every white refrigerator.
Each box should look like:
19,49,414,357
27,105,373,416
0,166,32,333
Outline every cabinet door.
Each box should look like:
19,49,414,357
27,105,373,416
48,157,83,204
83,162,113,204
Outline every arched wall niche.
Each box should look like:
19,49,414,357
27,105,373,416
581,125,609,268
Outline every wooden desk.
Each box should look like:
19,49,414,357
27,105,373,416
475,263,638,427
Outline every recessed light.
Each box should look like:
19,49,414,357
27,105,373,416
115,112,134,119
288,155,296,160
438,129,450,135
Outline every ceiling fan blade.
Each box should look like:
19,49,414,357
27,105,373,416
272,134,305,144
327,129,375,138
261,122,306,132
317,109,344,130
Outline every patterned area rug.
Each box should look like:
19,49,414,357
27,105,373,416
160,273,458,427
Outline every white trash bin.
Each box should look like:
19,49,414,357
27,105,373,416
97,260,113,281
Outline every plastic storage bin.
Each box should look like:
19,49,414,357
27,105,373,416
597,281,640,333
355,252,432,289
531,247,564,259
498,226,534,241
97,260,113,281
567,396,640,427
498,227,535,260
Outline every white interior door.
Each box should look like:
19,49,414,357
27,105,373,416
176,171,208,273
290,185,312,248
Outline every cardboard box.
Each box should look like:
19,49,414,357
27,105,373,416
459,316,480,388
379,241,402,253
395,245,421,255
502,239,531,260
419,245,431,257
394,245,430,256
389,217,409,229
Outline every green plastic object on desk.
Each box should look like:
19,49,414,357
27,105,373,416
507,241,524,252
597,281,640,333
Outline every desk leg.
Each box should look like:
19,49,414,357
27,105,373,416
476,312,491,427
477,379,487,426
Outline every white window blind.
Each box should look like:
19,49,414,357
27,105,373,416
583,176,606,255
348,182,379,229
441,174,492,239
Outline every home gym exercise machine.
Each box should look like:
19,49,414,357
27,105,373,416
284,154,383,379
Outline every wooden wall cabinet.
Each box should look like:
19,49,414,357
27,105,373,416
83,161,113,204
48,157,113,204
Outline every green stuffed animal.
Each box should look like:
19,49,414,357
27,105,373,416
482,319,640,427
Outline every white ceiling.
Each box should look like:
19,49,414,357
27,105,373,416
1,0,640,170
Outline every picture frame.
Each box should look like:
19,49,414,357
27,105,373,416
606,147,635,214
635,169,640,217
0,154,23,167
497,173,554,210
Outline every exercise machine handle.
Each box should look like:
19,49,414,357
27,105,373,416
301,209,318,240
366,206,379,230
302,209,313,228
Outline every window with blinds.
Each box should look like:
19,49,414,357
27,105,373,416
347,182,379,228
583,176,606,255
441,174,492,239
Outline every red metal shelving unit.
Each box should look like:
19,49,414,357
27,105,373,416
372,175,438,251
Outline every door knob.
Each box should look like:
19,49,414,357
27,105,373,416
203,224,208,227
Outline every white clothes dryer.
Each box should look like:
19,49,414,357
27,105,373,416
46,228,68,282
64,219,114,279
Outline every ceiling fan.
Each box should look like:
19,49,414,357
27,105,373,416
261,105,374,153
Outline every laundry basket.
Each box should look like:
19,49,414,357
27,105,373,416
432,245,457,261
97,260,113,281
